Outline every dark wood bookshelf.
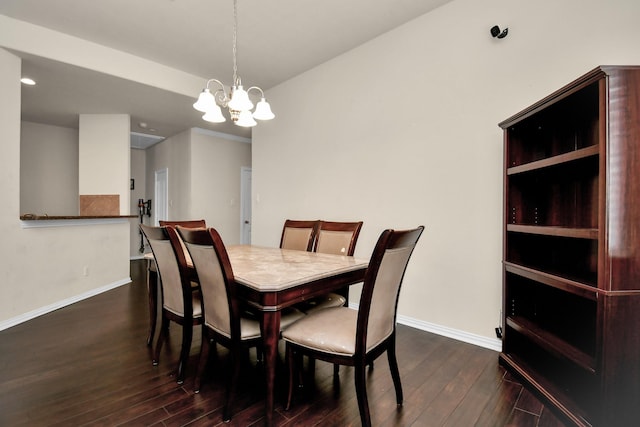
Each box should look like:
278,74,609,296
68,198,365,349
499,66,640,426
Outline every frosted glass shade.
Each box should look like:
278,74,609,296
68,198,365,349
193,89,216,112
228,86,254,111
202,104,226,123
235,109,257,127
253,98,275,120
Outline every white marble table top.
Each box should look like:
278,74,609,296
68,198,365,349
227,245,369,292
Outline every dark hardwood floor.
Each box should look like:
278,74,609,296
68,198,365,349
0,260,567,426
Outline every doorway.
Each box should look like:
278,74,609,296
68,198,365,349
154,168,168,225
240,167,252,244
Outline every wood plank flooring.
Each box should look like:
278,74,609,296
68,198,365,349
0,260,567,426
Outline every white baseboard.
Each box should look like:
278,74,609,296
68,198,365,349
349,303,503,352
0,277,131,331
2,280,503,353
396,314,502,352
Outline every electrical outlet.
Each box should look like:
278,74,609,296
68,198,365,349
83,266,89,276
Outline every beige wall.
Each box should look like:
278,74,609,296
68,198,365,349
20,121,79,215
252,0,640,348
144,128,251,246
0,49,130,329
4,0,640,349
190,129,251,245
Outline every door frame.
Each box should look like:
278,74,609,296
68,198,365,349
154,168,168,226
240,166,252,244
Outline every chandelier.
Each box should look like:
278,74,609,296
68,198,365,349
193,0,274,127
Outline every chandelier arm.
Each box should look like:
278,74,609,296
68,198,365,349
205,79,230,104
205,78,226,90
246,86,265,99
214,89,230,106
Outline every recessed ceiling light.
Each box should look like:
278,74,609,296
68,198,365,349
20,77,36,85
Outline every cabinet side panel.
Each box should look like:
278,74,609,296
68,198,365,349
599,293,640,426
606,69,640,291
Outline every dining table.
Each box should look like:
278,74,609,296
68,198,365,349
145,244,368,426
227,245,368,426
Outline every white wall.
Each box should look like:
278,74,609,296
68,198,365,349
0,49,131,329
21,123,145,259
145,129,192,224
190,129,251,245
79,114,130,215
0,14,203,98
0,16,205,329
20,121,79,215
252,0,640,348
130,148,147,257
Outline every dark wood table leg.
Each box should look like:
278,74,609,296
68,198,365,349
260,310,281,427
147,262,158,347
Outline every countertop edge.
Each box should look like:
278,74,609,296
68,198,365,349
20,215,138,229
20,215,138,220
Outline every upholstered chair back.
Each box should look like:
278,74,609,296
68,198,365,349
358,227,424,353
314,221,363,256
280,219,320,251
178,227,236,339
159,219,206,267
140,225,190,317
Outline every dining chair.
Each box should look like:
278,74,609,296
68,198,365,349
299,220,364,314
177,226,305,422
145,219,206,347
159,219,207,274
282,226,425,427
140,224,204,385
279,219,320,252
297,220,364,382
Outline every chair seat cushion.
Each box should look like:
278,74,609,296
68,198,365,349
209,307,306,340
280,307,307,330
282,307,358,356
296,293,346,314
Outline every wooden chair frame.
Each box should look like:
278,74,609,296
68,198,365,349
146,219,206,347
159,219,206,229
284,226,424,427
313,220,363,303
177,226,262,422
140,224,203,384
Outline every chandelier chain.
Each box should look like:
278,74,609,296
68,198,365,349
193,0,274,126
232,0,238,85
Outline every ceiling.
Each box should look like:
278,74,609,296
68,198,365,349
1,0,453,146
